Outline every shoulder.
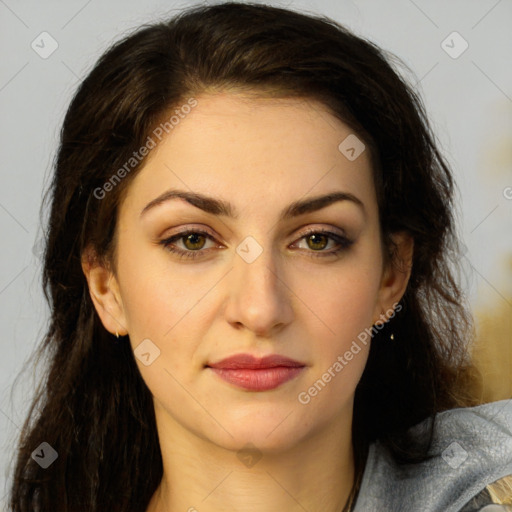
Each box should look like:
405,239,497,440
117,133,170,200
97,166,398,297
353,399,512,512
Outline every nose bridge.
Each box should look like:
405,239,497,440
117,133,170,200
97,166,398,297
234,234,282,300
235,237,278,292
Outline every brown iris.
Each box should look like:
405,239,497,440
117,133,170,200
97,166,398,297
306,233,328,251
183,233,207,250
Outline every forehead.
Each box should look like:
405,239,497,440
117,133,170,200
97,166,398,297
120,92,377,221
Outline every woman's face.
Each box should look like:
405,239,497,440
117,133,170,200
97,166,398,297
85,92,411,453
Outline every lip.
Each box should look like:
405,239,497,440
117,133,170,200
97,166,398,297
206,354,305,391
207,353,305,369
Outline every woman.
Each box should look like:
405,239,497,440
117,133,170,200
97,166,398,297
9,2,512,511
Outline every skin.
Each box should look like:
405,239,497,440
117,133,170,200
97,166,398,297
82,92,413,512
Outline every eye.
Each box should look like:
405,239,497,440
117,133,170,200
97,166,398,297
292,228,353,258
159,229,220,260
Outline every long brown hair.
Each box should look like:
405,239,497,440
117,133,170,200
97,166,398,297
9,3,481,510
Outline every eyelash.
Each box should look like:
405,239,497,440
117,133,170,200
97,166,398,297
159,227,353,260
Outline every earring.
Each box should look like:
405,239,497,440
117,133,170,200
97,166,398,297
115,331,119,338
390,333,394,340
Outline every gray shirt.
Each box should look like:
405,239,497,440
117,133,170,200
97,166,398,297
352,399,512,511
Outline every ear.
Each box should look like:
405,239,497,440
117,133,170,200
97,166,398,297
81,245,128,336
372,231,414,325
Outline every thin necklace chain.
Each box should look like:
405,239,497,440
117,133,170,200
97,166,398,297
342,490,355,512
341,463,363,512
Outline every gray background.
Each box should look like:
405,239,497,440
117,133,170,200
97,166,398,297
1,0,511,507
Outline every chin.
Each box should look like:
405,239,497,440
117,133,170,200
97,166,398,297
207,411,314,455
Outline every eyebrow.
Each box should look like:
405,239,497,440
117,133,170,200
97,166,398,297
140,189,365,221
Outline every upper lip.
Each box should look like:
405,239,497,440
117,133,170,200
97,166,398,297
206,353,305,369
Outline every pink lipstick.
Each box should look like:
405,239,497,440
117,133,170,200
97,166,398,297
206,354,305,391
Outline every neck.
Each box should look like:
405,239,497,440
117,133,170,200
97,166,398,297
147,407,356,512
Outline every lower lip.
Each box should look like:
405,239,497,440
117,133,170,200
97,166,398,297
208,367,304,391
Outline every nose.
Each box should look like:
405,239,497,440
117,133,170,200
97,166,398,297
223,239,294,337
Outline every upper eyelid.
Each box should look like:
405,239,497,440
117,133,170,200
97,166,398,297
163,225,348,243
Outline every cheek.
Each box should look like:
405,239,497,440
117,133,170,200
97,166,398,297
295,272,377,408
303,280,377,371
116,242,221,382
117,240,202,335
290,256,382,396
294,253,382,344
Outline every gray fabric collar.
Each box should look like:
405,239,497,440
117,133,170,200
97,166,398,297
353,399,512,511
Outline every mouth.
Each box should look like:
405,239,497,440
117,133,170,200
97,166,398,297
205,353,306,391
